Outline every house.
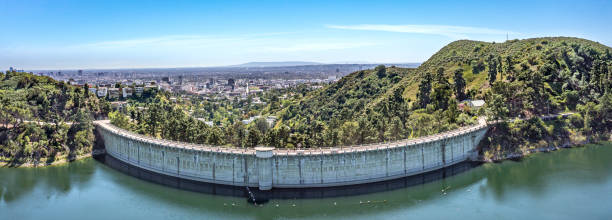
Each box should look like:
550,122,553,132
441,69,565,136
108,88,120,99
97,87,108,97
266,116,277,127
110,101,128,110
242,116,260,125
88,87,97,95
196,118,214,126
134,87,144,96
122,87,133,98
461,99,485,109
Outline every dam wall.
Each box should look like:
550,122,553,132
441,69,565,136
95,120,488,190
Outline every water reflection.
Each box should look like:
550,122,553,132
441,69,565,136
0,159,95,204
96,153,482,201
480,143,612,201
1,143,611,220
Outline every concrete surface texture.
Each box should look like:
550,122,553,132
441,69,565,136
95,120,488,190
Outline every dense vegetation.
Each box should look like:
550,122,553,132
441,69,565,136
109,86,315,148
450,37,612,158
0,71,105,165
1,37,607,162
110,37,612,150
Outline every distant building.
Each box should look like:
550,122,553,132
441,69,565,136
266,116,277,127
108,88,120,99
134,87,144,96
97,87,108,97
122,87,133,98
110,101,128,110
228,78,235,90
196,118,214,126
461,99,485,109
242,116,260,125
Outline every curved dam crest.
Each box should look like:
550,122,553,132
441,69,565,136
94,120,488,190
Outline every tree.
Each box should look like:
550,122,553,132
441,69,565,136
504,55,515,81
453,68,466,101
339,121,358,145
208,127,224,145
72,130,92,155
406,110,437,137
0,90,30,128
109,111,131,129
445,99,460,123
254,117,269,134
384,116,405,141
246,125,262,147
487,54,498,84
472,60,485,74
375,65,387,78
431,68,452,110
486,93,509,122
416,73,433,108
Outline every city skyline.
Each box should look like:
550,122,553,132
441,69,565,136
2,0,611,70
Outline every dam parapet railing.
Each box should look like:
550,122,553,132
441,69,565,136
94,119,488,156
94,119,489,190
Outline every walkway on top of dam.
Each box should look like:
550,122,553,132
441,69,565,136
93,112,572,156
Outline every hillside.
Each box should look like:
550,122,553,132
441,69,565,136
399,37,611,102
109,37,611,150
0,71,106,165
274,37,612,148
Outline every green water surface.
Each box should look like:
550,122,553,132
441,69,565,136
1,142,611,220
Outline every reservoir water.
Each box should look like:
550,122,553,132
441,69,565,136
1,142,611,220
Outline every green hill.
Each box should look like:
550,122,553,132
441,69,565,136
400,37,611,102
0,71,106,165
109,37,611,150
274,37,612,148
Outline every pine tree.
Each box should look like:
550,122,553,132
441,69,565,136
416,73,433,108
487,54,498,84
453,68,466,101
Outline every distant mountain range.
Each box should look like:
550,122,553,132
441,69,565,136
230,61,421,68
230,61,324,67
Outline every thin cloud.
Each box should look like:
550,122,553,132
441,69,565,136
73,34,377,53
80,35,243,49
262,42,379,52
327,24,516,38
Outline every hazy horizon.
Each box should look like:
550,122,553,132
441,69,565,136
2,0,611,70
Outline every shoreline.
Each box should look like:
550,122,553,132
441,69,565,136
0,149,106,168
3,134,609,168
478,133,612,163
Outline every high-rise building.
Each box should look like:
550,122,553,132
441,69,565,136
228,78,235,90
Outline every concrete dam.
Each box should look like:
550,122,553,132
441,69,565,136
94,120,489,190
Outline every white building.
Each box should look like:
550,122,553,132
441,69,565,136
122,87,133,98
462,99,485,109
108,88,120,99
97,87,108,97
134,87,144,96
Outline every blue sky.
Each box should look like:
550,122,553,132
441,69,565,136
1,0,611,70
